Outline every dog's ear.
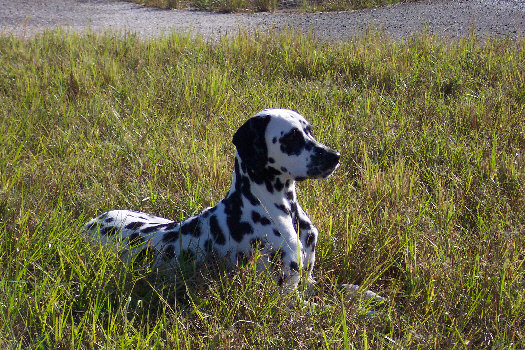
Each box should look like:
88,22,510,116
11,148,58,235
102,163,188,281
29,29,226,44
232,115,271,172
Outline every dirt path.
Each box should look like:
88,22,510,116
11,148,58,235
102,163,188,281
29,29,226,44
1,0,524,40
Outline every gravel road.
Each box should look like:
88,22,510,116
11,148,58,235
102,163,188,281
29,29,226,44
1,0,524,41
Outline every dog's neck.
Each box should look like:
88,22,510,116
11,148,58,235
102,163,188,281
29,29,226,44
228,154,297,213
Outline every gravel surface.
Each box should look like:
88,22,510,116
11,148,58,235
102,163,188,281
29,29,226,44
1,0,524,41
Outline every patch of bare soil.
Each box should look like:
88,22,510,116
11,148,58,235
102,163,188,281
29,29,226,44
1,0,524,40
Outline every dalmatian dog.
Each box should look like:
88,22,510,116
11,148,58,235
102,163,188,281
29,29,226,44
84,108,384,302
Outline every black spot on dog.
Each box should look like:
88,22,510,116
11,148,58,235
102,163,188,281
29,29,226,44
241,152,282,188
100,226,118,236
210,215,226,245
268,157,275,163
164,222,179,230
229,220,253,242
252,211,262,223
141,224,167,234
267,166,282,177
104,217,114,223
264,179,274,193
280,166,288,173
125,221,145,230
269,250,284,268
85,221,97,231
285,191,294,201
129,232,145,245
299,219,312,231
279,127,305,156
235,158,259,206
252,211,271,226
303,125,312,136
274,178,284,192
223,190,253,243
250,165,281,194
180,217,201,237
164,244,176,261
241,180,259,206
273,229,281,237
289,261,299,272
305,232,316,248
250,238,265,249
162,230,179,243
275,204,289,215
290,202,298,216
272,137,277,144
260,217,271,226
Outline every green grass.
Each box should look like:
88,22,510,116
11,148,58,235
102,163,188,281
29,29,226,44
130,0,415,13
0,29,524,348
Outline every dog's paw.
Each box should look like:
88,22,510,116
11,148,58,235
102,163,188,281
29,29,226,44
336,284,386,303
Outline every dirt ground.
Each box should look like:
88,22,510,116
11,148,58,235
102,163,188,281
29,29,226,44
1,0,524,40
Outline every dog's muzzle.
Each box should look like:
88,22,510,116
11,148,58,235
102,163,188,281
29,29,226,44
307,146,340,178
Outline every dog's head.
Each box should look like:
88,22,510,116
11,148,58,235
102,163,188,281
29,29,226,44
232,109,340,182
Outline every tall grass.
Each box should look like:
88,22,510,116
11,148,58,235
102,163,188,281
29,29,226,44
0,29,524,348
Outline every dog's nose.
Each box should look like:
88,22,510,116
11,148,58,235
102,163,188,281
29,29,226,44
313,147,340,165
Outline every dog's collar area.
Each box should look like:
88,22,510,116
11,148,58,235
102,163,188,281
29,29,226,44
232,154,295,194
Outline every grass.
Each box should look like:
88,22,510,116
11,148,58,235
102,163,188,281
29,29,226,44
129,0,415,13
0,28,524,348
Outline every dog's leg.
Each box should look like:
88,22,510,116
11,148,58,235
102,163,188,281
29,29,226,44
305,280,386,303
